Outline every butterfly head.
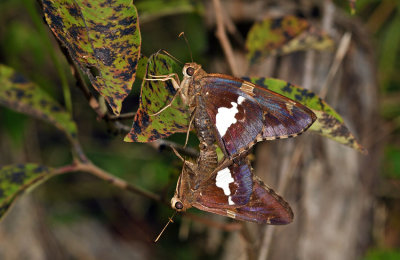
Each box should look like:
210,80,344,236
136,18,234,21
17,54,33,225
182,63,202,78
171,196,186,212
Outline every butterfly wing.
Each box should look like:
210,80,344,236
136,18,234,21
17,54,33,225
194,158,253,208
232,176,293,224
200,74,316,157
193,158,293,225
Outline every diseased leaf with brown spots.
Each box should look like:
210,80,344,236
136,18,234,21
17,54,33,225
242,77,366,154
0,164,55,220
0,64,78,142
246,15,334,64
42,0,141,115
124,53,190,142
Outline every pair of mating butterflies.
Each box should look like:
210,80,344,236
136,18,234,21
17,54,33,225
149,62,316,224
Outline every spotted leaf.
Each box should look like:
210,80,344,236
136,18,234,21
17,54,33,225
42,0,141,115
124,53,190,142
0,64,78,142
246,15,334,64
0,164,55,220
242,77,366,153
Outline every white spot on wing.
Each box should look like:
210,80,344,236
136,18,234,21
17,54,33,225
216,168,234,196
216,95,245,137
228,197,234,205
216,102,238,136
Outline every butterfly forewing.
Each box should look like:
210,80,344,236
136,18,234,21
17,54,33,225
252,85,316,138
201,76,264,156
200,74,316,157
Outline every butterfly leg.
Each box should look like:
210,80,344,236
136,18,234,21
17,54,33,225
170,146,196,172
144,73,182,116
170,146,185,162
148,88,182,116
184,113,195,148
145,73,180,89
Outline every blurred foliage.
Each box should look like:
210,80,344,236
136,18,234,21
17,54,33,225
383,145,400,179
364,249,400,260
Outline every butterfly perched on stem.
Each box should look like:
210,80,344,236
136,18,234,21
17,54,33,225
148,62,317,159
171,156,293,225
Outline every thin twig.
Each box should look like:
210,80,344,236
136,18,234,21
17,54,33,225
151,139,199,158
320,32,352,99
55,161,162,202
107,112,136,121
212,0,239,76
241,223,257,260
69,61,105,118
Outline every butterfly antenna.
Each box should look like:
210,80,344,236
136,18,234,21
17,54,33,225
178,32,193,62
154,211,177,243
158,49,183,65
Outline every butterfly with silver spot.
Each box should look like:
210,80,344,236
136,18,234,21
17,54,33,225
171,157,293,225
148,62,317,159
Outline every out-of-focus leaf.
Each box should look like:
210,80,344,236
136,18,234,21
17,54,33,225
136,0,198,23
383,145,400,179
124,53,190,142
364,248,400,260
349,0,357,14
0,64,78,142
246,15,334,64
42,0,141,115
0,164,55,220
242,77,366,153
379,10,400,92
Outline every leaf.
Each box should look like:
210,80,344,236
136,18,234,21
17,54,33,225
124,53,190,142
349,0,357,15
0,64,78,142
0,164,55,220
42,0,141,115
136,0,198,22
246,15,334,64
242,77,366,154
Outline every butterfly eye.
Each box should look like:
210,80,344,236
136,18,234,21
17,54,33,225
186,67,195,76
175,201,184,210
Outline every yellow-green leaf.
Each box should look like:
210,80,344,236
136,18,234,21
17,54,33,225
246,15,334,63
0,164,55,220
42,0,141,115
0,64,78,142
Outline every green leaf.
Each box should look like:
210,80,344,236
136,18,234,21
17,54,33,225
136,0,198,23
124,53,190,142
0,164,55,220
42,0,141,115
242,77,366,154
0,64,78,142
246,15,334,64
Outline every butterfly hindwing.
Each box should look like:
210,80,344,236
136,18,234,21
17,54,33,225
194,158,253,208
192,158,293,225
233,176,293,225
200,74,316,157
